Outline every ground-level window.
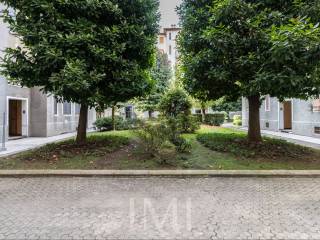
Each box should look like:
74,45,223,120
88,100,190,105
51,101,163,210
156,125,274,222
169,45,172,55
195,109,201,114
63,101,72,115
75,104,81,115
54,98,58,115
159,36,164,44
265,95,271,112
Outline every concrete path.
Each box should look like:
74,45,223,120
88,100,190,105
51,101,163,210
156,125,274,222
0,177,320,240
224,123,320,149
0,132,77,157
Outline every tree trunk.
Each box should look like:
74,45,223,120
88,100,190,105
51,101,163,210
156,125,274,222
201,108,206,123
76,104,88,144
112,106,116,131
148,110,153,119
248,95,262,143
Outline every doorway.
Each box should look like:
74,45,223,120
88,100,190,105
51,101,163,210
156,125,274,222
7,98,28,138
9,99,22,137
283,101,292,130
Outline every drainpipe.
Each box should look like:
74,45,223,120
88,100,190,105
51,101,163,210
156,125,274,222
0,112,6,151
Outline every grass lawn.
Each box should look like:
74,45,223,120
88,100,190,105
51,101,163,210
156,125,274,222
1,126,320,170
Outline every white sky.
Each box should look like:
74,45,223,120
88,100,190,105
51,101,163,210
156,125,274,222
159,0,182,28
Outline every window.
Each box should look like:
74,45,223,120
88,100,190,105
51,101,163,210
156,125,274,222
63,101,72,115
169,33,172,40
53,98,58,115
195,109,201,114
125,106,133,119
265,95,271,112
159,36,164,44
169,45,172,55
75,104,81,115
313,98,320,112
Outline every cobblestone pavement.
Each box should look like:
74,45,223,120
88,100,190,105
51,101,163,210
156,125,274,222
1,177,320,240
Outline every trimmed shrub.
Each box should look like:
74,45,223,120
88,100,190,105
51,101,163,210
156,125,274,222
192,114,203,123
205,113,225,126
94,117,143,131
233,115,242,126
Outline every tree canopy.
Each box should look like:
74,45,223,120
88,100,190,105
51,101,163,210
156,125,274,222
178,0,320,142
0,0,160,142
136,50,172,116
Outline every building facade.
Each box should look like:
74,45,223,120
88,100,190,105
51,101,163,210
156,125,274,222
242,96,320,138
157,25,180,68
0,10,96,144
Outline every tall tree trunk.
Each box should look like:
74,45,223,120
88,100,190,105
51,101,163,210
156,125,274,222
201,108,206,123
112,106,116,131
248,95,262,143
76,104,88,144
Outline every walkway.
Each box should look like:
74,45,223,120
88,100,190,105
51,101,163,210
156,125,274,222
0,132,77,157
0,177,319,239
223,123,320,149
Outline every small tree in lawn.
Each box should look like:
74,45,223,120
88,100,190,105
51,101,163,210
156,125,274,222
137,50,172,118
178,0,320,142
0,0,159,144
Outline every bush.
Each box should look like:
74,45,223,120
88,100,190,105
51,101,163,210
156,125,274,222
170,136,192,153
176,114,200,133
159,88,192,117
233,115,242,126
135,122,170,156
205,113,225,126
192,114,203,123
94,117,143,131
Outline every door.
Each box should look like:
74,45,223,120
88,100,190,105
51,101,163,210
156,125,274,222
9,99,22,136
283,101,292,129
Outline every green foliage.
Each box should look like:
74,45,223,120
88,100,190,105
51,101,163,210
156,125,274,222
178,0,320,140
94,117,143,131
233,115,242,126
136,50,172,113
193,114,203,123
212,98,242,113
197,130,313,159
205,114,225,126
175,114,200,134
136,122,171,157
159,88,192,117
0,0,159,131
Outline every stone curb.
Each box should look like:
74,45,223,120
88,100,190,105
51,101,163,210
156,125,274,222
0,170,320,178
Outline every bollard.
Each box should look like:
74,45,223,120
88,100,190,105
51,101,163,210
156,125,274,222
0,112,6,151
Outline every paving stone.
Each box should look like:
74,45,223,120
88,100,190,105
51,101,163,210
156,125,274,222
0,177,320,239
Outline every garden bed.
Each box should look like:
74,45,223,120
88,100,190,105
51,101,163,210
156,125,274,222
1,127,320,170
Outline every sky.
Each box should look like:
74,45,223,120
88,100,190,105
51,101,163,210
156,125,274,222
159,0,182,28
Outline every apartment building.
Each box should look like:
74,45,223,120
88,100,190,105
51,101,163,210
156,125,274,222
0,10,96,144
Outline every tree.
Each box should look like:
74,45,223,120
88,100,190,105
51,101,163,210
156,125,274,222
178,0,320,142
0,0,159,143
159,88,192,117
136,50,172,118
211,98,242,114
